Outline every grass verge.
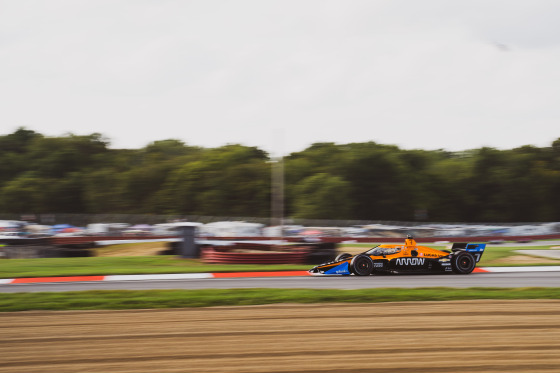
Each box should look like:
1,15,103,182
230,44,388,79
2,288,560,312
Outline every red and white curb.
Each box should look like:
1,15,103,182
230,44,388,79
2,267,560,285
0,271,310,284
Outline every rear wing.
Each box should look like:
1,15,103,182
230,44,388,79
451,243,486,262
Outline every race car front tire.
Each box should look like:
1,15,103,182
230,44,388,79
335,253,352,262
451,252,476,274
350,255,374,276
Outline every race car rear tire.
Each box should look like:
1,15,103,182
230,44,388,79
335,253,352,262
350,255,374,276
451,252,476,274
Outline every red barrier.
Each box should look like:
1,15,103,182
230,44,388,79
200,245,310,264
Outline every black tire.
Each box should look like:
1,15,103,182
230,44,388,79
350,255,374,276
451,252,476,274
335,253,352,262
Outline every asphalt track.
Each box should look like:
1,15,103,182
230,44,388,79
3,270,560,293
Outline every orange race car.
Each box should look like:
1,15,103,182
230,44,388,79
309,235,485,276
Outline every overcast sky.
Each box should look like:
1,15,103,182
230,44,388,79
1,0,559,156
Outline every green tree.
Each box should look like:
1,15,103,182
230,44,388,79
292,173,352,219
341,147,411,220
0,173,46,213
1,127,559,222
82,169,127,214
27,133,109,178
155,145,270,216
0,128,43,187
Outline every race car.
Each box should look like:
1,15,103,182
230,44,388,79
309,235,485,276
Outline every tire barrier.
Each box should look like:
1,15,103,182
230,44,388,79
200,244,310,264
0,238,51,259
0,245,93,258
199,242,338,264
0,237,97,259
0,245,42,259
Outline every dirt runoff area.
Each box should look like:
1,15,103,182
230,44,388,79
94,241,169,256
2,300,560,373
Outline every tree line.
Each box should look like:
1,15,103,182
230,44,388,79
1,128,559,222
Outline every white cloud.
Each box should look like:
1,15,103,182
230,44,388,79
1,0,559,154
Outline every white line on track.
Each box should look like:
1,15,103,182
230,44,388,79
104,273,214,281
481,266,560,273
